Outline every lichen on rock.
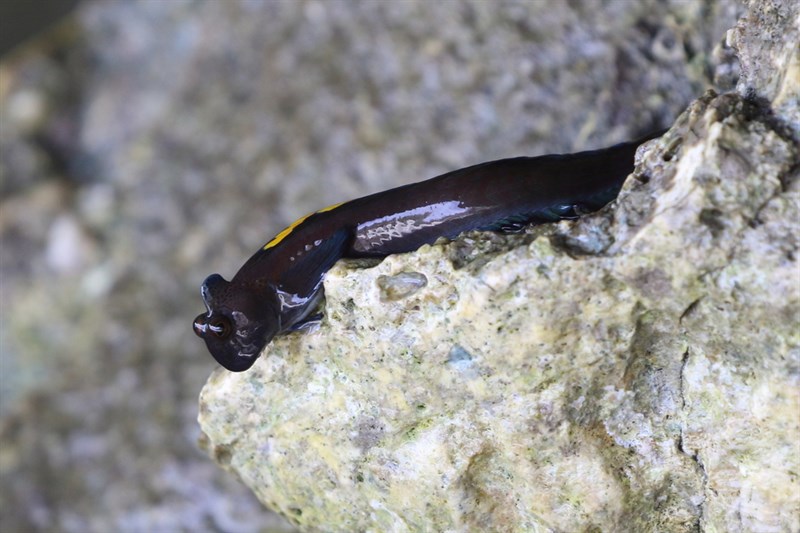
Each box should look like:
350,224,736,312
198,4,799,533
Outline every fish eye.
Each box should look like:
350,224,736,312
208,317,232,338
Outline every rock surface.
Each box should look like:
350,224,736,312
0,0,788,531
198,3,800,532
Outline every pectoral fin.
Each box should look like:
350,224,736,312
279,228,351,289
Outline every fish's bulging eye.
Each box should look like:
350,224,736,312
192,314,208,337
209,317,232,338
194,313,233,339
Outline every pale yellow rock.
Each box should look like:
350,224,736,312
199,2,800,529
199,90,799,532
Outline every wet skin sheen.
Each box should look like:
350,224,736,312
193,131,664,372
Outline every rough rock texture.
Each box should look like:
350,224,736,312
198,3,800,533
0,0,776,531
730,0,799,135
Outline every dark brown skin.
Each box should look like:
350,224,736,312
194,131,664,371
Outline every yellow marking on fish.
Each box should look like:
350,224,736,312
318,202,343,213
263,202,345,250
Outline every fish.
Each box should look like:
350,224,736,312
193,130,664,371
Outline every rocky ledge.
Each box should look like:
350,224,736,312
198,2,799,531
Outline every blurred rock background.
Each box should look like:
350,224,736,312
0,0,742,531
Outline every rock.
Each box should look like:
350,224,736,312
198,2,800,532
0,0,789,531
729,0,800,135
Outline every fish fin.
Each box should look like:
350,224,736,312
278,228,351,289
288,312,323,331
481,204,579,233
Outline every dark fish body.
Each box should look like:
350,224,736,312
194,131,664,371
